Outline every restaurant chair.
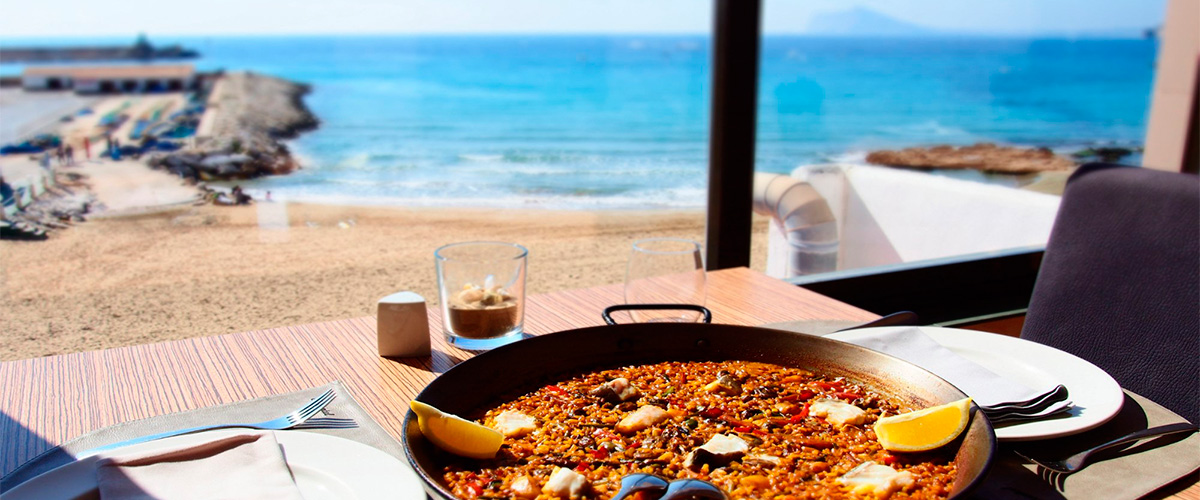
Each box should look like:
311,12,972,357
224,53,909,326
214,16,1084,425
1020,163,1199,424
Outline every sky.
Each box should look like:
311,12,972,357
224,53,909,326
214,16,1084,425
0,0,1166,38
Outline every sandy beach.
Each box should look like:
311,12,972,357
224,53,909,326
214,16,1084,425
1,193,768,360
0,86,765,361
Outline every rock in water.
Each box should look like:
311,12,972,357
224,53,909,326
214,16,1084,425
147,71,318,182
866,143,1075,174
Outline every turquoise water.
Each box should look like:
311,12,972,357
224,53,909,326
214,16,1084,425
1,36,1158,208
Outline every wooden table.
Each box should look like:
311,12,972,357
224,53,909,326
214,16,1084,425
2,267,1194,498
0,267,874,477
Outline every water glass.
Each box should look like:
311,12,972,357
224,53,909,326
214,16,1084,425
625,238,707,323
435,241,527,350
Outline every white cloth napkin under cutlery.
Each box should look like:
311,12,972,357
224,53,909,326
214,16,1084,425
838,327,1072,423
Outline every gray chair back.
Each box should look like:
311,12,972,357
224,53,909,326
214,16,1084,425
1021,163,1199,424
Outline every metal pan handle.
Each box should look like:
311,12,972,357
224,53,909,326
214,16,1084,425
602,304,713,325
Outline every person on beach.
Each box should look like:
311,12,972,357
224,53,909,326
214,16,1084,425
112,139,122,160
231,185,253,205
0,174,13,205
65,145,75,166
83,137,91,160
56,144,65,166
104,135,112,159
40,151,51,170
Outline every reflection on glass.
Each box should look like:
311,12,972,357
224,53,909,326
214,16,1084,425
625,238,707,323
754,1,1162,278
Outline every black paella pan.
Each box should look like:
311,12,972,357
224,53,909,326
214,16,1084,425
403,305,995,499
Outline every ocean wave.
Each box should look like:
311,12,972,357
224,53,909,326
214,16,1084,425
823,150,869,164
876,120,974,139
236,183,706,211
447,163,704,178
458,153,504,162
335,152,371,170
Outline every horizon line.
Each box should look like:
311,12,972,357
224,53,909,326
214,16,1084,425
0,29,1157,42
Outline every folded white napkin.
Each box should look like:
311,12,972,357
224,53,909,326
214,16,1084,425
839,327,1071,422
95,431,305,500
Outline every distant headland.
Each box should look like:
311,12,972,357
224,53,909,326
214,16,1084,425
0,34,198,63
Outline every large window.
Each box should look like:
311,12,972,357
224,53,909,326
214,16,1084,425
0,3,716,359
750,1,1162,288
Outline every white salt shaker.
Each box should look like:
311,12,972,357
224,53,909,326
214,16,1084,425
376,291,431,357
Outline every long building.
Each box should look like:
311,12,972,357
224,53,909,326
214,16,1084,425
21,65,196,94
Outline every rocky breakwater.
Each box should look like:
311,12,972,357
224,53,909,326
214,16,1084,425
149,72,318,182
866,143,1075,174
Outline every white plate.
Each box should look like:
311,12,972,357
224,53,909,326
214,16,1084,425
1,430,424,500
828,326,1124,441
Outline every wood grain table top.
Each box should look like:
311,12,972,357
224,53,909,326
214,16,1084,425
2,266,1193,499
0,267,875,477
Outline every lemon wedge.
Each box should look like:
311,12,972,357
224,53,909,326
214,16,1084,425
410,400,504,459
874,398,972,452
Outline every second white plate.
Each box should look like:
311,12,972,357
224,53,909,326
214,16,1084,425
828,326,1124,441
1,430,424,500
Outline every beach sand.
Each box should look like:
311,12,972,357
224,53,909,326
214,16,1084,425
1,198,769,361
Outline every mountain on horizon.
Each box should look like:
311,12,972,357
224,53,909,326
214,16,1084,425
805,7,935,36
802,6,1156,38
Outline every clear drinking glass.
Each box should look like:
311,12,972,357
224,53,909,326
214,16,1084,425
625,238,707,322
435,241,527,350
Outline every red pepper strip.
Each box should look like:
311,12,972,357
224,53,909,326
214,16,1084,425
798,402,810,418
591,447,610,459
798,389,816,400
788,414,804,424
701,407,724,418
815,381,844,391
465,480,483,496
546,385,570,396
752,429,768,436
882,454,898,466
734,425,755,433
833,392,864,400
575,461,590,472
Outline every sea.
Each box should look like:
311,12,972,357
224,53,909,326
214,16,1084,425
0,35,1158,209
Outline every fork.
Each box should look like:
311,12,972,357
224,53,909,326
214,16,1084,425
1016,422,1197,475
80,388,337,457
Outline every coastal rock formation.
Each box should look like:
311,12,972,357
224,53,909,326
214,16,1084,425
1071,146,1138,163
866,143,1075,174
148,72,318,182
0,35,199,63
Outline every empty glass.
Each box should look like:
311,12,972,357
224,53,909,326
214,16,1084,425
624,238,707,323
435,241,527,350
